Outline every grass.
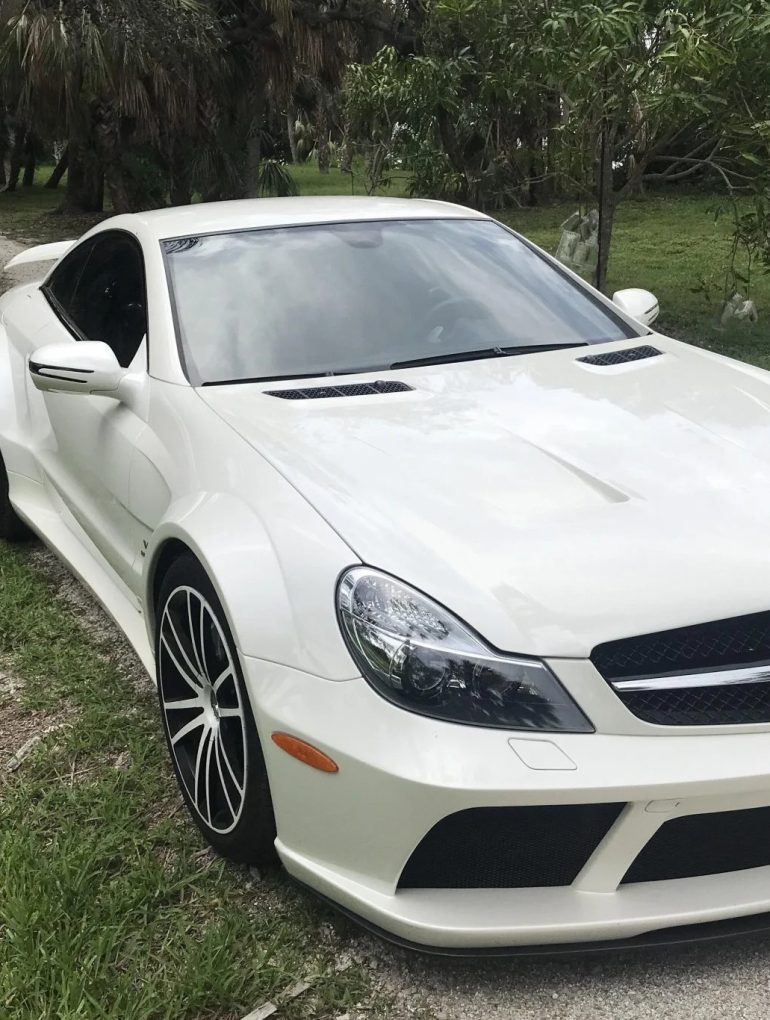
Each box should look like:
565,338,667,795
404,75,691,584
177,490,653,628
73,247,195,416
0,546,383,1020
496,195,770,368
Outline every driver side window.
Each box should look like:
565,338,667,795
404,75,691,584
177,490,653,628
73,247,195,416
44,232,148,369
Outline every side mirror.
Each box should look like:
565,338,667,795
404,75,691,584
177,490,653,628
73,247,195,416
612,288,659,327
29,341,126,396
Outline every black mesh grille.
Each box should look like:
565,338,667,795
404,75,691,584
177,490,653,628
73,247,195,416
618,683,770,726
593,611,770,726
264,380,412,400
593,611,770,680
578,345,662,367
624,807,770,884
398,804,623,889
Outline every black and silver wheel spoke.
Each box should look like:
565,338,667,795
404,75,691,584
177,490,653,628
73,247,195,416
159,586,247,834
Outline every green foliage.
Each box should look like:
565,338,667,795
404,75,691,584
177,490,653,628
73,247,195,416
122,148,168,210
257,159,299,197
345,0,770,278
704,188,770,302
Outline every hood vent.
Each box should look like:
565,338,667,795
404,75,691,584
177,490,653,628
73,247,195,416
264,380,413,400
578,345,662,367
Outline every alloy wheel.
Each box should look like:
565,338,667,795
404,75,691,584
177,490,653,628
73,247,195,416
158,585,247,834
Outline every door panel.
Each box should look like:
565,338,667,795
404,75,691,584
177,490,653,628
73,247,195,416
14,231,152,590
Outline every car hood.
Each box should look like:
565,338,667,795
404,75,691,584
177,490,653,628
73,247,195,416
200,338,770,657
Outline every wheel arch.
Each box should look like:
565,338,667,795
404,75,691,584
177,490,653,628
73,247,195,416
144,492,358,680
147,536,193,635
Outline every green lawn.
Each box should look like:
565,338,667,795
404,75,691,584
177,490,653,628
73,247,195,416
496,196,770,367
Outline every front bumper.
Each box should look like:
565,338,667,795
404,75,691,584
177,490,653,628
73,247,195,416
243,656,770,950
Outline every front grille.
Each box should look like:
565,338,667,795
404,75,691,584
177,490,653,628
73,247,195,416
578,345,662,367
617,683,770,726
264,380,412,400
623,806,770,884
593,611,770,680
398,804,623,889
593,611,770,726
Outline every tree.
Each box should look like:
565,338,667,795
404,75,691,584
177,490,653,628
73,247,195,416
541,0,770,289
346,0,770,288
1,0,220,212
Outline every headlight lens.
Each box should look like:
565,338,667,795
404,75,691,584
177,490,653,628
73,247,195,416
337,567,592,732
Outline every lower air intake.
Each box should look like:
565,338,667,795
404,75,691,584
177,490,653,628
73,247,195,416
398,804,623,889
623,806,770,884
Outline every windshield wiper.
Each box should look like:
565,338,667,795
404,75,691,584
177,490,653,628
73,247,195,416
390,342,588,370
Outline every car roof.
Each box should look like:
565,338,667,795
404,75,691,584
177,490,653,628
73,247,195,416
125,195,488,241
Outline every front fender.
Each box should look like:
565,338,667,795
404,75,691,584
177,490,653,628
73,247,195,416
145,491,360,681
0,320,42,482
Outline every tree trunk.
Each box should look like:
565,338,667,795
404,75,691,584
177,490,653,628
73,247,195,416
244,83,266,198
286,110,299,164
62,119,104,215
45,147,69,189
5,125,26,192
316,90,330,175
158,126,192,206
595,121,616,293
95,102,132,213
339,116,353,174
169,157,192,206
0,111,8,189
436,105,468,200
245,131,261,197
22,132,37,187
60,59,104,214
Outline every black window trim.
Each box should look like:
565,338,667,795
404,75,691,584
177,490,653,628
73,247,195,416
160,215,645,387
42,227,150,370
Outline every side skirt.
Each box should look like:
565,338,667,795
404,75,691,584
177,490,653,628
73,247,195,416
8,472,155,677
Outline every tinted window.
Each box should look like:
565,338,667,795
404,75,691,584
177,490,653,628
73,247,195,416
46,240,93,310
46,232,147,369
162,218,639,385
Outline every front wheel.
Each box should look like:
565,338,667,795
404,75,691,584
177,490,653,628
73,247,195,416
155,554,277,866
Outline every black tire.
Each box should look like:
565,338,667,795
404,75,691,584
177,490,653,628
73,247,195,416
155,553,277,866
0,453,31,542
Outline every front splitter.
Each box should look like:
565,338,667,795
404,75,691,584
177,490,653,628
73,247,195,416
293,878,770,957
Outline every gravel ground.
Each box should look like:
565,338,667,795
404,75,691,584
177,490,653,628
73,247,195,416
3,234,770,1020
0,235,44,290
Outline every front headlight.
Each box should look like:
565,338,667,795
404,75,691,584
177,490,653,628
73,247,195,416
337,567,592,732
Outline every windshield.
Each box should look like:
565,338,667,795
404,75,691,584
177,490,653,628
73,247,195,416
162,218,640,385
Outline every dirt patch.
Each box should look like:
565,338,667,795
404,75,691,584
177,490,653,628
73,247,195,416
0,235,46,295
0,664,75,778
26,545,153,699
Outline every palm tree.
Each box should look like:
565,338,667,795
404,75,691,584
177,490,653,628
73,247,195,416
1,0,219,212
196,0,353,198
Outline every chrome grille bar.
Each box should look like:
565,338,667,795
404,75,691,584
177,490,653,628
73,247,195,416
612,663,770,692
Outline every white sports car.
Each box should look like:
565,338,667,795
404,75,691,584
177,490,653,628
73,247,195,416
3,196,770,953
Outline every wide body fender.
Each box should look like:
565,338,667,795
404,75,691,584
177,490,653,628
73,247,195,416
144,492,361,681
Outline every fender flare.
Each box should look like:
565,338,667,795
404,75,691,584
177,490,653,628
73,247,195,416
145,492,358,681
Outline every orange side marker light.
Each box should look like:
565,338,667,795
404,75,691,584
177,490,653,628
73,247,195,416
271,732,339,773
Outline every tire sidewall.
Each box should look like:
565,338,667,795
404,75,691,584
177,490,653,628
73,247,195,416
155,554,277,866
